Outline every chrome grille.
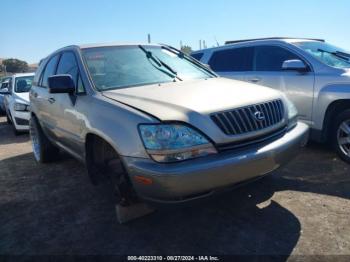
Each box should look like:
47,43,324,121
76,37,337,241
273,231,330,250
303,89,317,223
211,100,284,135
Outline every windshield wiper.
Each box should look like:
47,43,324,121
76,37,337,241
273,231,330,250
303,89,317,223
160,44,217,77
336,51,350,58
138,45,182,81
317,49,350,61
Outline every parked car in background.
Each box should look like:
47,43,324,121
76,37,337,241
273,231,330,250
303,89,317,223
192,38,350,163
0,77,11,114
29,43,308,222
1,73,34,134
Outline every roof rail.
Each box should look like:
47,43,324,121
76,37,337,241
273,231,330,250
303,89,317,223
225,37,325,45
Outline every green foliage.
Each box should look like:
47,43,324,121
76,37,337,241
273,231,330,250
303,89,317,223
2,58,29,73
180,45,193,55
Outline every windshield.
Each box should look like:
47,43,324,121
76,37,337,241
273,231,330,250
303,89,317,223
294,41,350,69
82,45,213,91
15,76,34,93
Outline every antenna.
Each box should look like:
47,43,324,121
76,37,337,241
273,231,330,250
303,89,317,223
214,36,220,46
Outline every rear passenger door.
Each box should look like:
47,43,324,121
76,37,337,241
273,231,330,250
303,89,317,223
252,45,315,122
207,47,255,81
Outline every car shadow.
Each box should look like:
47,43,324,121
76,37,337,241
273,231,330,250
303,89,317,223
0,138,349,256
0,120,30,146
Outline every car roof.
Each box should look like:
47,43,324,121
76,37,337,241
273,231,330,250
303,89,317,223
12,73,35,77
191,37,325,54
224,37,325,45
78,42,161,49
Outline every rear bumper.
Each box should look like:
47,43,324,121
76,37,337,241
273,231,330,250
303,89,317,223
123,122,309,203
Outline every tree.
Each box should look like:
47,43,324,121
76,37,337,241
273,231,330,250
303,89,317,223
180,45,193,55
2,58,29,73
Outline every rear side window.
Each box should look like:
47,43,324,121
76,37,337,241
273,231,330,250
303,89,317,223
191,53,204,61
255,46,300,71
41,55,60,87
208,47,254,72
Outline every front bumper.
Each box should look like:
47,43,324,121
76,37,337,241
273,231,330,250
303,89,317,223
123,122,309,203
12,110,30,130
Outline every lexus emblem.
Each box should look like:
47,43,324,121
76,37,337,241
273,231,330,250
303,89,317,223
254,111,265,121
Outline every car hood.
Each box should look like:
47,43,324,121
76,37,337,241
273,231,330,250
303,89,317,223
103,78,282,119
102,78,285,144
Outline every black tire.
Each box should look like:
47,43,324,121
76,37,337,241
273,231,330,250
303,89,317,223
6,113,11,124
29,116,59,163
13,124,21,136
331,109,350,164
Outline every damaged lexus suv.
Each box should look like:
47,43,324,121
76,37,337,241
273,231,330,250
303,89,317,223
30,43,309,221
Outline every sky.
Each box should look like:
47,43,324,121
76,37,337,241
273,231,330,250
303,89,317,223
1,0,349,64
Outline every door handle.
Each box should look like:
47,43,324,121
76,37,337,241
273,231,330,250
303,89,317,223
48,98,56,104
249,77,261,83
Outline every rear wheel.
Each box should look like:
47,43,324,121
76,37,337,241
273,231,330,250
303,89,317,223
29,116,59,163
332,109,350,164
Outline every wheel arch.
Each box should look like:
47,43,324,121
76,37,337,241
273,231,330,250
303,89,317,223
84,132,124,185
321,99,350,142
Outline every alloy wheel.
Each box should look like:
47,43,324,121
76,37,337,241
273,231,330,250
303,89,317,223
337,119,350,157
30,121,41,161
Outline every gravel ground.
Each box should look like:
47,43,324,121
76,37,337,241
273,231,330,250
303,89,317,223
0,116,349,258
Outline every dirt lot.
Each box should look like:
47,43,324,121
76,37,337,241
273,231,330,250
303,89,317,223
0,116,349,257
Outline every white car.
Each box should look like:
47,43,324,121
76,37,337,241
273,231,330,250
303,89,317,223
2,73,34,135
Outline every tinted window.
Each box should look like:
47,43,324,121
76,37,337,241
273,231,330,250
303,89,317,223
191,53,204,61
208,47,254,72
42,55,60,87
56,52,79,86
255,46,300,71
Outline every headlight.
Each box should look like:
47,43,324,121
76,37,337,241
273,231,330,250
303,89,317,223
139,124,217,162
284,96,298,129
14,103,29,112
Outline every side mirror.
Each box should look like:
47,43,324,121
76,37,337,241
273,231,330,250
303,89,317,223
282,59,309,72
0,87,10,95
48,75,75,94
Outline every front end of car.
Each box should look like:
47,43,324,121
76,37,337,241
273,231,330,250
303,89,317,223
11,99,31,131
120,93,309,203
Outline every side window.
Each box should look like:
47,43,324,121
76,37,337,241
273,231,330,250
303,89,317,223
255,46,300,71
56,52,85,94
41,55,60,87
191,53,204,61
208,47,254,72
77,75,85,94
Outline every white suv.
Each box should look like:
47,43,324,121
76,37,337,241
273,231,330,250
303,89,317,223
1,73,34,135
192,38,350,163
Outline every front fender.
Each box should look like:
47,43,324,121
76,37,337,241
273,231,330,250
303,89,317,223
82,95,158,160
315,84,350,130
